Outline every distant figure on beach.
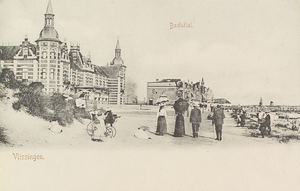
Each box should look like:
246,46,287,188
236,113,241,127
258,110,267,138
156,105,167,136
212,105,225,141
190,104,202,138
240,111,246,127
265,111,271,135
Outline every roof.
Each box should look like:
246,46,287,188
149,79,181,83
100,65,122,78
37,27,60,42
116,39,121,49
214,98,231,104
46,0,54,15
69,51,84,70
0,46,20,60
94,66,108,77
111,57,124,65
82,56,89,64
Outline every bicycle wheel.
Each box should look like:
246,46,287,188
86,122,94,137
104,126,114,138
111,126,117,137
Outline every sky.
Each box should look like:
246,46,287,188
0,0,299,105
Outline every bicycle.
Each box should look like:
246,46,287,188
86,112,120,138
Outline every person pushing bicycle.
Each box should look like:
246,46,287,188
89,109,107,142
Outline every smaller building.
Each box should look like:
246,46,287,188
147,79,180,105
147,78,214,105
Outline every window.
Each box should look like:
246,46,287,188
22,69,28,80
50,69,55,80
50,50,56,59
23,48,28,56
42,51,47,59
42,68,47,79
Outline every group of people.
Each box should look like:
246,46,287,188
236,111,247,127
155,103,226,141
89,109,115,142
257,110,271,138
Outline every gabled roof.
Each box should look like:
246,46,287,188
27,43,37,55
0,46,20,60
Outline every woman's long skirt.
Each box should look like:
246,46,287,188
156,116,167,134
174,114,185,137
93,120,106,140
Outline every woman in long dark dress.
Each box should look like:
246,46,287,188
174,111,185,137
173,98,189,137
156,105,167,135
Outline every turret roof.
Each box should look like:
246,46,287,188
116,39,121,49
46,0,54,15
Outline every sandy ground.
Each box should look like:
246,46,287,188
1,98,300,150
1,99,300,191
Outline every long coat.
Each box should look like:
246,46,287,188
212,108,225,125
190,108,202,123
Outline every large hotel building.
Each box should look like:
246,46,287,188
0,0,126,105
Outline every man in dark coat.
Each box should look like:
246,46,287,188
212,105,225,141
190,104,202,138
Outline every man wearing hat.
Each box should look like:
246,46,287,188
190,103,202,138
212,104,225,141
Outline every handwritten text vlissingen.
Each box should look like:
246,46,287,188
170,22,193,30
13,153,45,162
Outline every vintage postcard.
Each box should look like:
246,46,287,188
0,0,300,190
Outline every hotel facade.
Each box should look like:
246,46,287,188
0,0,126,105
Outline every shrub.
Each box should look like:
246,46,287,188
0,68,21,90
13,82,46,117
0,126,9,144
11,81,93,127
47,93,76,126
